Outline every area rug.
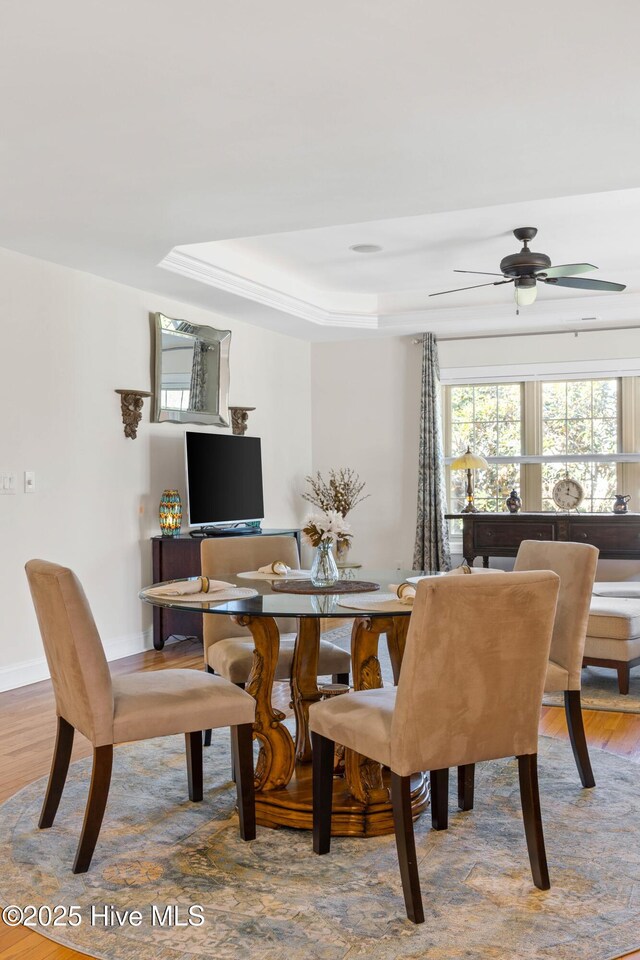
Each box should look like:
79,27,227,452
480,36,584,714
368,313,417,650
543,665,640,714
323,626,640,714
1,732,639,960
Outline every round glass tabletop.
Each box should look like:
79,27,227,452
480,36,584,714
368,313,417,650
139,569,431,618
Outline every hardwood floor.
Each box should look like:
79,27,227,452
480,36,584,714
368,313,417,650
1,639,639,960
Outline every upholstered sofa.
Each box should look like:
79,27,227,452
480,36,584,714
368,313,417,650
584,583,640,694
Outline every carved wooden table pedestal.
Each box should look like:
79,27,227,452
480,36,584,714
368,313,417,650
140,570,430,838
235,612,429,837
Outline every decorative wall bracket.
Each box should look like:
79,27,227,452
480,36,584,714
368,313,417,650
115,389,152,439
229,406,256,436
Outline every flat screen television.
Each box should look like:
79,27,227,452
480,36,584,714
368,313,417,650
185,432,264,527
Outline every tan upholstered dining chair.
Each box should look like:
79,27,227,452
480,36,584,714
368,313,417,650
309,571,560,923
200,534,350,686
456,540,599,820
26,560,256,874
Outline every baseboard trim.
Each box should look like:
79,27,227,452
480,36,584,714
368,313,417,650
0,629,174,693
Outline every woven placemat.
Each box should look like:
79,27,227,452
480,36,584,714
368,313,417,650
271,579,380,595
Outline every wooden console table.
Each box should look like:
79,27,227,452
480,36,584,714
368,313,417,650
151,529,301,649
446,512,640,567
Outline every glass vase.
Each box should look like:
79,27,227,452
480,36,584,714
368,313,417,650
159,489,182,537
310,539,339,587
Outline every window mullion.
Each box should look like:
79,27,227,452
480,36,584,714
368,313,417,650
522,381,542,511
620,377,640,508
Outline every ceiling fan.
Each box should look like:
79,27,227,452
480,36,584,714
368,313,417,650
430,227,626,310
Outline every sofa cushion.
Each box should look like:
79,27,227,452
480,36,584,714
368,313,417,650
583,635,640,662
592,581,640,599
587,597,640,640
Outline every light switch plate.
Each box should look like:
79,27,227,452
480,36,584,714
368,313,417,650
0,473,17,495
24,471,36,493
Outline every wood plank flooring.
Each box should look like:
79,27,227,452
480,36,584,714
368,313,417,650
1,639,639,960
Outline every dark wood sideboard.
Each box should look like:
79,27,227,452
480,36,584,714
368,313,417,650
151,529,301,650
446,512,640,567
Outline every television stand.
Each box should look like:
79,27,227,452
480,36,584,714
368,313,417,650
151,528,302,649
190,525,259,538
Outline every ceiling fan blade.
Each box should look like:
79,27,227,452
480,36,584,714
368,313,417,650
537,263,597,278
453,269,505,277
542,276,626,292
429,279,513,297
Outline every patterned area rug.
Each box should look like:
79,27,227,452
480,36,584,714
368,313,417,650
543,666,640,714
0,733,639,960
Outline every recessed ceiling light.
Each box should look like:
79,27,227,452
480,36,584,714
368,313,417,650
349,244,382,254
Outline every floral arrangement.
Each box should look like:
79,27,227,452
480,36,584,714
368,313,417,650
302,510,351,548
302,468,368,518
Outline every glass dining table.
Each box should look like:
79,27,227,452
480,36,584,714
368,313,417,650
140,569,431,837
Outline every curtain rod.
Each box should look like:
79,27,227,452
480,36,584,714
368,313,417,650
412,323,640,344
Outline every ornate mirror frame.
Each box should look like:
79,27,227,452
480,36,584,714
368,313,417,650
152,312,231,426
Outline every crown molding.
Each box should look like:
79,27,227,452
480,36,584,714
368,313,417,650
159,249,380,329
160,247,640,338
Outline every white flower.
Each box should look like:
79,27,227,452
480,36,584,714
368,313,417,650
303,510,351,545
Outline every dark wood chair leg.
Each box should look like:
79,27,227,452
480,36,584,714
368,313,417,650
333,673,350,686
230,723,256,841
517,753,550,890
72,744,113,874
429,768,449,831
617,664,630,695
229,681,247,782
39,716,75,829
185,731,203,802
391,772,425,924
312,731,335,854
203,665,215,747
564,690,595,788
457,763,475,811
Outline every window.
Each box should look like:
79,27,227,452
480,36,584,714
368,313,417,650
449,384,522,513
540,379,618,512
444,376,640,522
160,388,191,411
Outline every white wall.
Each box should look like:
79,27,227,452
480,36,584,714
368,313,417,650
311,328,640,573
310,337,422,569
0,247,312,689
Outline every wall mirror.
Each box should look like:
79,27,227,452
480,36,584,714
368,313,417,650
152,313,231,426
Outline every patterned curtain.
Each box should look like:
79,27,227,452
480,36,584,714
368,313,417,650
189,341,208,412
413,333,451,572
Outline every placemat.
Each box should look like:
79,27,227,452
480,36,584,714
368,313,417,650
141,586,258,603
236,569,311,581
337,592,411,612
271,579,380,595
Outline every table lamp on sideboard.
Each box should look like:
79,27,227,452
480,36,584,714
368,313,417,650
450,447,489,514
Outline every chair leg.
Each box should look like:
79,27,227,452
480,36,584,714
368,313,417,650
229,682,246,782
39,716,75,829
312,731,335,854
429,768,449,831
72,745,113,874
517,753,550,891
203,665,215,747
617,664,630,695
457,763,475,811
230,723,256,841
185,731,203,802
333,673,350,686
564,690,595,788
391,772,425,924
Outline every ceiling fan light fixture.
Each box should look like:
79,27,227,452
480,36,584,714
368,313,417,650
514,278,538,307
